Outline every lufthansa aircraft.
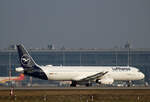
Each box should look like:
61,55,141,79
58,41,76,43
16,44,145,87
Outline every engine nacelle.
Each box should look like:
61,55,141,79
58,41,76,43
96,78,114,85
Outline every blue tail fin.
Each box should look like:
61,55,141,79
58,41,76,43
16,44,48,80
16,44,37,69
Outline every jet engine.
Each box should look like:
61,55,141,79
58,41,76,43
96,78,114,84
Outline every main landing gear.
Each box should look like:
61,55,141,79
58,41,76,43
70,81,92,87
127,81,132,87
70,81,77,87
86,81,92,87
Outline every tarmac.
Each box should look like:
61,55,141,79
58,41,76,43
0,86,150,90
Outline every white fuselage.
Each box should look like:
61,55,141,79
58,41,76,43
40,66,144,81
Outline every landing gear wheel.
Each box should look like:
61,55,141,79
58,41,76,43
86,83,92,87
70,81,77,87
127,81,132,87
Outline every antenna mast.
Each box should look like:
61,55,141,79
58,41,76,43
115,47,118,66
125,42,130,67
9,52,11,81
128,47,130,66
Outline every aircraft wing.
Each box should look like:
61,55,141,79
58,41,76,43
80,71,108,81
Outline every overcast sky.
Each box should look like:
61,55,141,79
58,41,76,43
0,0,150,49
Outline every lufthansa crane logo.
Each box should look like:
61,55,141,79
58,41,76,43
21,54,31,65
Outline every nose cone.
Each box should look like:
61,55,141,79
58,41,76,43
139,73,145,79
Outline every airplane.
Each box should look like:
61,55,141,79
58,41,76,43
0,74,24,83
16,44,145,87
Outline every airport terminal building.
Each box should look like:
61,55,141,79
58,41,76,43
0,44,150,86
